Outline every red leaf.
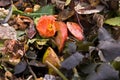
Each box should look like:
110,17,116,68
55,21,68,52
36,15,56,38
67,22,84,40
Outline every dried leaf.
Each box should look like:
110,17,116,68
3,39,24,59
67,22,84,40
74,2,104,14
65,0,71,6
43,47,60,74
55,21,68,52
57,9,74,21
0,25,17,40
51,0,65,10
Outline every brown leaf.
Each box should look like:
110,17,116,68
74,2,104,14
14,15,32,30
55,21,68,52
3,39,24,59
51,0,65,10
57,8,75,21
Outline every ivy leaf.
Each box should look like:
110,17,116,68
105,17,120,26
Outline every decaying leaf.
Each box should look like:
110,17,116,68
98,27,120,61
43,47,60,74
3,39,24,59
74,2,104,14
13,15,34,30
67,22,84,41
61,52,84,70
57,8,74,21
55,21,68,52
51,0,65,10
0,25,17,40
14,60,27,75
86,63,119,80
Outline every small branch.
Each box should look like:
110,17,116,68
46,61,68,80
26,60,37,79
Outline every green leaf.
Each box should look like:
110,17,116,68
105,17,120,26
28,4,54,18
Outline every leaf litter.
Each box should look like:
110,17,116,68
0,0,120,80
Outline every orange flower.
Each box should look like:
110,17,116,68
36,15,56,38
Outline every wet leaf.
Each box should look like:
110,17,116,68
55,21,68,52
105,17,120,26
98,27,120,61
98,41,120,61
67,22,84,41
14,60,27,75
86,63,119,80
0,25,17,40
98,27,114,41
61,52,84,70
43,47,60,74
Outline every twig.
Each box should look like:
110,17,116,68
46,61,68,80
26,60,37,79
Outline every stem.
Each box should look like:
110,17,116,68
46,61,68,80
26,60,37,79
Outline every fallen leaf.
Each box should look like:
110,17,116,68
104,17,120,26
67,22,84,40
14,60,27,75
57,8,74,21
0,25,17,40
61,52,84,70
55,21,68,52
43,47,60,74
36,15,56,38
3,39,24,59
65,0,71,6
74,2,104,14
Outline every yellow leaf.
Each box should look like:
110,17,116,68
43,47,60,74
65,0,71,6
